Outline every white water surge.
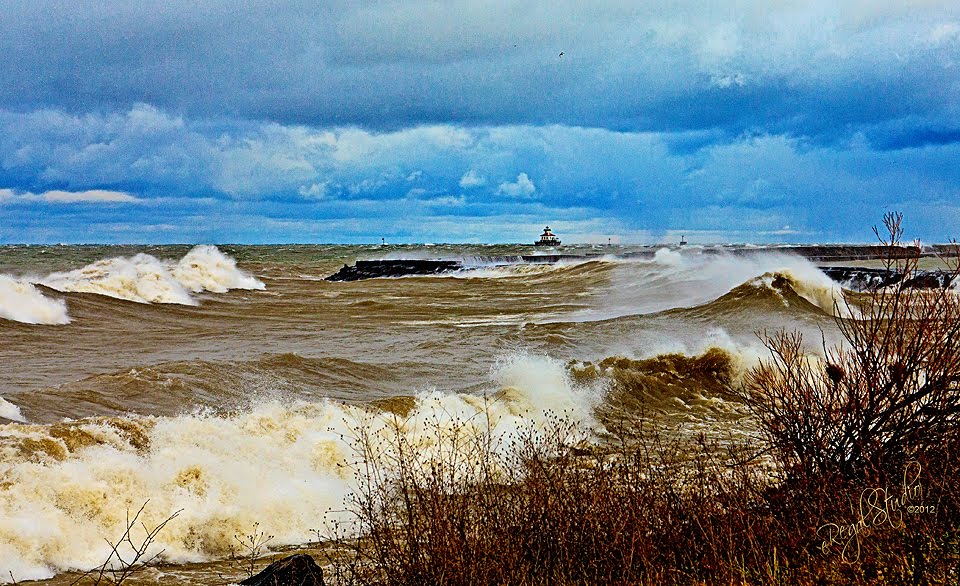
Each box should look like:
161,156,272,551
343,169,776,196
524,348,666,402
0,275,70,325
0,396,25,423
42,253,198,305
561,249,849,322
0,247,264,324
0,353,599,582
42,245,264,305
172,245,265,294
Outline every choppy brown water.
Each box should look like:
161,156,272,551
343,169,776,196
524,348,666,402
0,244,853,582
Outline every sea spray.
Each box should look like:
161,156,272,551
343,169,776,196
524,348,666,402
492,352,601,426
651,247,684,267
0,396,24,422
649,250,846,315
749,268,853,318
173,245,266,293
39,246,264,305
566,250,850,322
0,353,595,582
42,253,197,305
0,275,70,325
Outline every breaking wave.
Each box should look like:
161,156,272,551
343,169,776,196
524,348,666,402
20,354,449,422
550,250,848,323
756,269,850,317
572,347,750,427
42,253,196,305
0,396,24,422
0,353,599,581
695,268,849,319
1,246,262,324
453,258,612,280
40,245,264,306
172,245,266,294
0,275,70,325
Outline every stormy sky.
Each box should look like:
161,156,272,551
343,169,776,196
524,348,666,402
1,1,959,243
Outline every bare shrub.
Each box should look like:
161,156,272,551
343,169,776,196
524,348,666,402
325,402,781,586
326,401,960,584
322,214,960,585
234,522,275,579
744,212,960,480
71,501,181,586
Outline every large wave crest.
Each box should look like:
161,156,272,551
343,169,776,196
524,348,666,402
0,246,264,324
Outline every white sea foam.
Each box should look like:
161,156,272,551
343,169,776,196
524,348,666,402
0,353,595,582
42,253,197,304
0,275,70,325
0,396,25,422
563,250,849,322
752,265,852,317
454,257,602,279
172,245,265,293
40,246,264,305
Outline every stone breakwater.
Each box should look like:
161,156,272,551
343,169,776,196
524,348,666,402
325,245,957,283
326,259,464,281
325,255,592,281
820,267,956,290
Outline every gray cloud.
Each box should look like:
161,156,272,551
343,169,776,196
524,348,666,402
2,102,959,243
0,1,956,141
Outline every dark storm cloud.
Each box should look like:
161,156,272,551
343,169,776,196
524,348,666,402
2,1,960,243
1,1,957,140
2,107,958,243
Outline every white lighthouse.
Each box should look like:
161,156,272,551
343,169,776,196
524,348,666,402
534,226,561,246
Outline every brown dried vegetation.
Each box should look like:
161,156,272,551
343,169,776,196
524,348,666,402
326,214,960,585
745,212,960,481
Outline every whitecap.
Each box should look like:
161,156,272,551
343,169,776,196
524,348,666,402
0,275,70,325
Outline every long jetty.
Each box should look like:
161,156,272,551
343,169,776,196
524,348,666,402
325,244,957,283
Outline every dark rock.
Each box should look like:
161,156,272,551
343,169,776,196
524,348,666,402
239,554,325,586
819,266,903,291
519,254,591,263
903,269,955,289
778,245,922,262
325,259,463,281
325,255,603,281
820,266,955,291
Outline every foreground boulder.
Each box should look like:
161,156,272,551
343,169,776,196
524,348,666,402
239,554,325,586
